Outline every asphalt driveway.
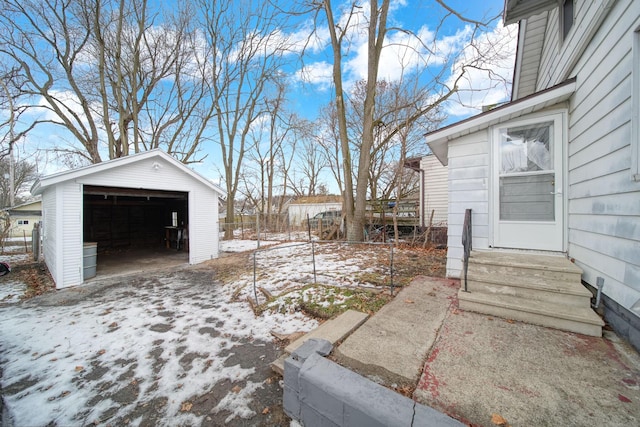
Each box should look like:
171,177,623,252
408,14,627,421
0,268,293,426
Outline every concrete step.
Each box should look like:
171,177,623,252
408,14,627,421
271,309,369,375
458,290,604,337
271,354,287,376
468,250,582,283
465,273,593,308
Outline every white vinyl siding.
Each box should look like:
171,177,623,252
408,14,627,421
35,151,222,289
538,0,616,91
189,187,219,263
565,0,640,313
420,155,448,225
41,190,58,284
78,157,191,190
446,133,490,277
514,13,548,99
632,26,640,181
537,8,561,90
61,182,83,288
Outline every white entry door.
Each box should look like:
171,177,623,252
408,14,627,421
492,114,565,251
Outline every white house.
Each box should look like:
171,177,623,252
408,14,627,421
31,149,225,289
427,0,640,348
3,200,42,237
406,154,449,227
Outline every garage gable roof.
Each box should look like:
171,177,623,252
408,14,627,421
31,149,226,197
426,78,576,166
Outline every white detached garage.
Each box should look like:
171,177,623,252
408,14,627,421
31,149,225,289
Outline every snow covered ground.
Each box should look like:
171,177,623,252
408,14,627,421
0,236,402,425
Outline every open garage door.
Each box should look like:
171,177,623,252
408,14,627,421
83,185,189,278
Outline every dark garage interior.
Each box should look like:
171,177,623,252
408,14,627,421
82,185,190,277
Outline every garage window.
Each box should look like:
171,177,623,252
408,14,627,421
18,220,29,225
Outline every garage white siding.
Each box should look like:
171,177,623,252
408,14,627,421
61,181,83,288
32,150,223,289
78,157,194,191
41,188,58,284
189,187,220,263
446,133,490,277
76,155,221,263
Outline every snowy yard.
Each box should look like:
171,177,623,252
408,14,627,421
0,236,445,426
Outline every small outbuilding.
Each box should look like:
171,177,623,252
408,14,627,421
31,149,225,289
3,200,42,237
287,196,343,227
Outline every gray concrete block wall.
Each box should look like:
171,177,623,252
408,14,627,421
284,339,464,427
602,294,640,353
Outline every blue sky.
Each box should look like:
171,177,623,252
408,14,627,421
5,0,516,190
282,0,515,119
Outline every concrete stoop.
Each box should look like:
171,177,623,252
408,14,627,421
459,250,604,337
271,309,369,375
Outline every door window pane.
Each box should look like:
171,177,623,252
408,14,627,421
499,121,553,173
499,121,555,221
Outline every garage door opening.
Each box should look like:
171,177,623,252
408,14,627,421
83,185,189,278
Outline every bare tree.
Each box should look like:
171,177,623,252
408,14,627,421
344,79,444,200
305,0,506,241
0,156,39,208
262,80,291,225
0,0,101,163
241,83,291,228
0,0,214,164
277,119,299,206
291,118,327,197
317,104,344,197
195,0,292,239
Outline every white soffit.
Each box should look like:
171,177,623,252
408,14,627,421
426,78,576,165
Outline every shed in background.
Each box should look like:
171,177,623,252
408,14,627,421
288,196,343,227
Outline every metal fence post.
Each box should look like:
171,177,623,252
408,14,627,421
389,243,394,296
257,215,261,249
253,251,259,305
311,240,317,284
462,208,472,292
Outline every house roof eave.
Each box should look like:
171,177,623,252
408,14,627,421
426,78,576,166
503,0,558,25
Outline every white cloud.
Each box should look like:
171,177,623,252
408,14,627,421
444,21,518,118
297,1,493,99
294,61,334,90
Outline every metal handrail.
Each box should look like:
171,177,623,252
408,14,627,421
462,209,472,292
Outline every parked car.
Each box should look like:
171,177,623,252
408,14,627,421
304,210,342,229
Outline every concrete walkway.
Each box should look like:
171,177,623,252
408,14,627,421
334,277,457,389
335,276,640,427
